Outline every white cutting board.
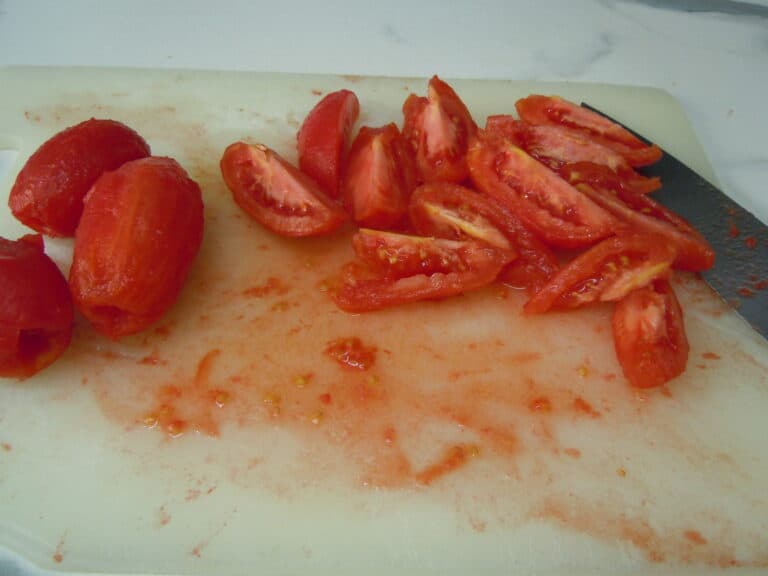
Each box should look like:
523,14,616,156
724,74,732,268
0,67,767,576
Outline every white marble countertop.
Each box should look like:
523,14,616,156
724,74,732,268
0,1,766,574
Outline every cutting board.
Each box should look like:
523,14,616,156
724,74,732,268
1,67,767,576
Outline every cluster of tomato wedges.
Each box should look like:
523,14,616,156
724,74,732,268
220,76,715,389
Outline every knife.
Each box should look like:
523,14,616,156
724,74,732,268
581,103,768,340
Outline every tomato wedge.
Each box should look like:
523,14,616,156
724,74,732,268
297,89,360,198
515,95,662,167
0,234,73,379
524,234,676,314
402,75,477,184
352,228,516,279
612,279,689,388
332,231,513,312
221,142,347,237
559,161,660,196
467,132,617,249
408,182,558,293
9,118,150,237
342,123,417,229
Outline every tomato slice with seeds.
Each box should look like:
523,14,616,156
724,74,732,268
297,89,360,198
402,75,477,184
467,132,617,249
342,123,417,229
613,279,689,388
559,161,660,196
524,234,676,314
0,234,73,379
515,95,662,167
568,180,714,272
408,182,558,293
352,228,516,279
220,142,347,237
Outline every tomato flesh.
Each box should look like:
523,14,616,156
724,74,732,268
297,89,360,197
402,76,477,184
342,123,417,229
70,157,204,339
613,279,689,388
515,95,662,167
221,142,347,237
9,119,150,237
408,182,558,293
0,234,73,379
524,234,676,314
467,132,617,249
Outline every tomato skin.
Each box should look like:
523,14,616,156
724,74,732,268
524,234,676,314
0,234,73,379
9,119,150,237
408,182,558,293
558,161,660,196
221,142,347,237
342,124,417,229
515,95,662,167
467,132,617,249
69,157,204,339
612,279,689,388
402,76,477,184
297,89,360,198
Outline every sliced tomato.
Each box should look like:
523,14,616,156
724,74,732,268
352,228,516,279
568,180,714,272
342,123,417,229
408,182,558,293
524,234,676,314
70,157,204,339
331,247,510,313
297,89,360,198
402,75,477,184
515,95,662,167
467,132,617,249
9,118,150,236
559,161,660,196
0,234,73,379
221,142,347,237
612,279,689,388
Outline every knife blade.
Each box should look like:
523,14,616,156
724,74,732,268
581,102,768,340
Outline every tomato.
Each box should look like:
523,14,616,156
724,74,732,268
515,95,662,167
352,228,516,278
402,76,477,184
297,89,360,198
612,279,689,388
524,234,676,314
9,119,150,237
408,182,558,293
221,142,347,237
0,234,73,379
332,234,512,312
69,157,204,339
467,132,618,249
559,161,660,196
567,180,714,272
342,123,417,229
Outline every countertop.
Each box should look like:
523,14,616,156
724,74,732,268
0,1,766,574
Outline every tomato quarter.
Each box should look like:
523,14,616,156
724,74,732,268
612,279,689,388
9,119,150,237
297,89,360,197
70,157,204,339
221,142,347,237
0,234,73,379
467,132,617,249
524,234,676,314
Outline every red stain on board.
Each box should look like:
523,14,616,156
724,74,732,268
1,442,11,452
744,236,758,249
415,444,479,486
563,447,581,459
157,505,171,527
52,533,66,564
702,352,721,360
738,287,755,298
572,397,601,418
728,221,740,238
311,89,323,96
243,276,289,298
755,280,768,291
324,337,377,370
685,530,708,545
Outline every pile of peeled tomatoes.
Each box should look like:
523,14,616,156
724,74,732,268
2,119,203,379
220,76,715,389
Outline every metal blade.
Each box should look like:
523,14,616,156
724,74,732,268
582,103,768,340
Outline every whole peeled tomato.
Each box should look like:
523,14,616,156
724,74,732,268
69,157,204,339
0,234,74,379
9,118,151,237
